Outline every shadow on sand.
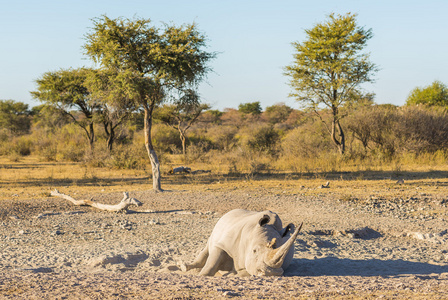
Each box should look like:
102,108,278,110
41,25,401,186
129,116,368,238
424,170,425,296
285,257,448,277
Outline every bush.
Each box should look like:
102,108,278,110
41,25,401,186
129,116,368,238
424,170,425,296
83,140,148,170
247,125,280,155
281,120,332,159
107,143,147,170
262,103,293,124
395,106,448,153
346,104,397,157
9,136,32,156
152,124,181,154
0,134,33,157
204,125,238,151
346,105,448,158
238,124,280,156
186,135,213,163
30,128,57,161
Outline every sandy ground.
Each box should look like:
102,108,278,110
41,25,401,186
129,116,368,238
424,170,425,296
1,178,448,299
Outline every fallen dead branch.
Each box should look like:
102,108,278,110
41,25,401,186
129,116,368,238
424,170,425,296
169,166,191,174
169,166,211,175
50,189,142,213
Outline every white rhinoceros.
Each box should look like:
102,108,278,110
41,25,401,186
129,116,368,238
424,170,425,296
181,209,302,276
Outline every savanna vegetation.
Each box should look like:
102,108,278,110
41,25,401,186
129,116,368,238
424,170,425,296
1,13,448,189
2,98,448,177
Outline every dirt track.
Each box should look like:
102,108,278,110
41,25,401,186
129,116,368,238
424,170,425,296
1,178,448,299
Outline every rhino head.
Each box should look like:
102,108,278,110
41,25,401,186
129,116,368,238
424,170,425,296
244,214,302,276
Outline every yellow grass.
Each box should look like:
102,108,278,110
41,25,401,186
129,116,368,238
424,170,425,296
0,156,149,199
2,155,448,206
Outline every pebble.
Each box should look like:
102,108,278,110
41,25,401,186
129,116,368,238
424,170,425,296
222,291,240,297
148,219,161,225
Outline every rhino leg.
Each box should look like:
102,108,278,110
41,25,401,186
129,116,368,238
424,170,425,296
181,245,209,272
236,269,251,277
199,247,227,276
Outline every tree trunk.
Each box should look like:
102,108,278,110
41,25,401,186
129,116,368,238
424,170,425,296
330,108,345,155
88,122,95,151
179,129,187,157
106,123,115,152
144,107,162,192
103,121,114,152
336,120,345,155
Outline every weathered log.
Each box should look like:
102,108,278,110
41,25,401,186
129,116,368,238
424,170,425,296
169,166,191,174
169,167,211,175
50,189,142,213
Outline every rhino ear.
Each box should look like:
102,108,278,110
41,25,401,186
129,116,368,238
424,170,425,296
259,214,270,227
282,223,295,237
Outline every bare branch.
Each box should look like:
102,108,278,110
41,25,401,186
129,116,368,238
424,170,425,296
50,189,142,213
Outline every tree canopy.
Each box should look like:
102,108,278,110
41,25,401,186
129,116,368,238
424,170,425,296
284,13,377,154
31,68,98,149
0,100,31,135
84,16,214,93
406,80,448,107
263,103,293,124
238,101,262,115
155,92,210,156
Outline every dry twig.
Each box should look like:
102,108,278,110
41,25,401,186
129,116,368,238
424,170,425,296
50,189,142,213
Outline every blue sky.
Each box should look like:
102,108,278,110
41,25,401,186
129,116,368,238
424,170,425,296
1,0,447,110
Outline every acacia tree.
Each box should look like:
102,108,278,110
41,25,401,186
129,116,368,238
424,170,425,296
263,103,293,124
0,100,31,135
84,16,215,191
31,68,99,150
31,104,70,131
85,69,137,151
238,101,262,115
155,90,210,156
284,13,377,154
406,80,448,107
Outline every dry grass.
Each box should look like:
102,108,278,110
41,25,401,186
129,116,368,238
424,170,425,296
0,156,149,199
2,155,448,206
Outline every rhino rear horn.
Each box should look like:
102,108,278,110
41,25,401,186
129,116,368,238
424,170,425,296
266,222,303,269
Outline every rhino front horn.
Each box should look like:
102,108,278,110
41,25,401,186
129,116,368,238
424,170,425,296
265,222,302,269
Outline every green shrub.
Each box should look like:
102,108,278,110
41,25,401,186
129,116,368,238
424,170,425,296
201,125,237,151
107,143,148,170
247,125,280,155
281,121,332,158
10,136,32,156
237,123,280,156
55,124,88,162
152,124,181,153
30,129,57,161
